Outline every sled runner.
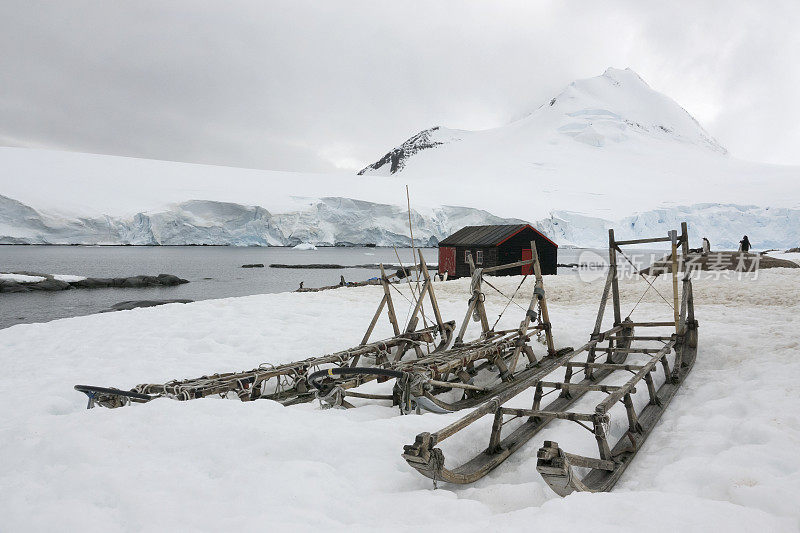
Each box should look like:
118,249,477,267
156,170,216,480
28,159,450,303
402,223,698,494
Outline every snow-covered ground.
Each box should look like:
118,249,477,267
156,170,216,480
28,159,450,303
0,273,46,283
51,274,88,282
0,273,88,283
1,270,798,531
772,251,800,265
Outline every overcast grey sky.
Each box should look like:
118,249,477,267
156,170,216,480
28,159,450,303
1,1,798,172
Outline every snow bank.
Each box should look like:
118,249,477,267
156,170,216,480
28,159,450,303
292,242,317,250
52,274,87,282
0,272,45,283
773,251,800,265
1,270,799,531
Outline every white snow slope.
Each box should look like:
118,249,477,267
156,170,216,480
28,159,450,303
1,271,799,531
360,68,798,218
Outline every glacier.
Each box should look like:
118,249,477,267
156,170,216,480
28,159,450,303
0,194,524,247
539,205,800,249
2,193,798,249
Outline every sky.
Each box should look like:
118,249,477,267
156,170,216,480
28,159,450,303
1,1,799,173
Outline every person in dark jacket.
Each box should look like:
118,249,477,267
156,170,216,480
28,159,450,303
739,235,751,253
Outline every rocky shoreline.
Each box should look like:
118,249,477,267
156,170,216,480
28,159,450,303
641,251,799,275
0,272,189,293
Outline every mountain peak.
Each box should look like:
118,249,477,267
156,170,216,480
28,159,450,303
546,67,726,153
360,68,726,176
601,67,649,86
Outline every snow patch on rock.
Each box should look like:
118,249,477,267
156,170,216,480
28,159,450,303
0,273,46,283
52,274,88,282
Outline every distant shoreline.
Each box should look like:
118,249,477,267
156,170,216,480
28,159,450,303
0,243,431,248
0,243,584,249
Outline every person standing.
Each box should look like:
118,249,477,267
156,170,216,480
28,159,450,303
739,235,751,253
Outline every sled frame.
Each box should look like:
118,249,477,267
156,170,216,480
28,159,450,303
76,253,453,409
318,242,560,412
402,223,698,493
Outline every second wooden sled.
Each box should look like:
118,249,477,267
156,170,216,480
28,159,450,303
402,223,698,493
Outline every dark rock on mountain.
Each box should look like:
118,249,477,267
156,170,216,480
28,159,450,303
358,127,457,175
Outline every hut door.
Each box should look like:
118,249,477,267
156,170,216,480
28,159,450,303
521,248,533,275
439,247,456,277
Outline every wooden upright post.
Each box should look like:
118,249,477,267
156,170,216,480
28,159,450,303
531,241,555,356
680,222,690,257
608,229,622,326
454,253,486,345
669,230,680,333
467,252,490,335
419,251,446,335
380,263,401,337
353,263,402,366
360,295,387,346
508,242,555,374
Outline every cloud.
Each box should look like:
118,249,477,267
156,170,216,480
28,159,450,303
1,0,798,171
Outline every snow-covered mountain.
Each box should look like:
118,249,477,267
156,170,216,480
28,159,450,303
0,67,797,247
359,68,797,220
361,68,727,177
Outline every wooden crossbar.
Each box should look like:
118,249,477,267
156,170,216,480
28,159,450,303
481,258,534,274
607,335,672,341
595,347,671,354
500,408,597,422
613,236,673,245
539,382,631,393
565,362,646,371
595,343,672,414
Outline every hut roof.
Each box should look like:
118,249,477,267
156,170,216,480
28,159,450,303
439,224,557,248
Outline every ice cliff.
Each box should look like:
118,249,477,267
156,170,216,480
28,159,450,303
2,194,798,249
0,194,523,247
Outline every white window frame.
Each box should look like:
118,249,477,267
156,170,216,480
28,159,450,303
465,250,471,263
476,250,484,265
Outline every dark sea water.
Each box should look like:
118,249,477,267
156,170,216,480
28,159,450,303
0,245,603,329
